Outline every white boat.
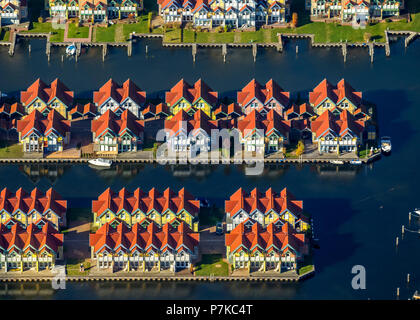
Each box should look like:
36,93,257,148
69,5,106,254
381,136,392,153
330,160,344,165
88,158,112,168
66,43,76,55
350,160,362,165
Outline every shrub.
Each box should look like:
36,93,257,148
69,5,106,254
38,17,44,23
363,32,372,43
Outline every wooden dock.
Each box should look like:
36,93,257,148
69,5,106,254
0,268,314,283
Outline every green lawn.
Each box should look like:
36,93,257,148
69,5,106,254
122,15,150,40
195,254,229,277
21,22,64,42
66,258,91,276
0,142,23,158
298,264,314,275
68,23,90,38
0,28,10,42
163,28,182,43
95,25,117,42
182,29,196,42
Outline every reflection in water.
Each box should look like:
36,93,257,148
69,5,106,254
18,164,71,184
17,162,375,184
0,280,302,300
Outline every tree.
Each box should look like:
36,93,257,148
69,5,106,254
292,12,298,28
148,12,153,32
295,140,305,157
363,32,372,43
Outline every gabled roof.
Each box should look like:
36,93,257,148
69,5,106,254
0,103,25,117
0,222,63,254
237,79,290,108
225,187,304,219
0,187,67,219
20,78,74,107
142,102,170,117
70,102,97,117
92,187,200,217
309,79,362,108
236,109,290,138
91,109,144,138
164,109,219,137
225,221,306,254
311,109,365,139
165,79,218,107
214,102,243,118
89,221,199,254
16,109,71,138
93,79,146,107
285,103,314,119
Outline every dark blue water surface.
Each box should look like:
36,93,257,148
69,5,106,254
0,36,419,299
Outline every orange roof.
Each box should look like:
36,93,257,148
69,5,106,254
143,102,170,117
91,109,144,138
214,102,243,118
164,109,219,137
225,187,304,219
309,79,362,108
0,102,25,117
89,221,199,254
92,187,200,218
285,103,314,119
0,187,67,219
20,78,74,107
237,79,290,108
0,222,63,253
225,221,306,254
165,79,218,107
70,103,97,117
236,109,290,138
311,109,365,138
16,109,71,138
93,79,146,107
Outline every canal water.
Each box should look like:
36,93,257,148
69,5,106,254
0,36,419,299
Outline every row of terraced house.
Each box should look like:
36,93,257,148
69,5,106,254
158,0,291,28
309,0,403,22
48,0,142,22
0,185,310,274
0,77,375,156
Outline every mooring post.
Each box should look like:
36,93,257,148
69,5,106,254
407,273,410,284
222,43,227,63
396,236,399,247
145,45,148,55
296,45,298,54
397,287,400,297
252,43,257,62
409,212,411,224
28,44,31,54
192,43,197,62
402,225,405,237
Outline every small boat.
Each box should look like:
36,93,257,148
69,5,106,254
350,160,362,165
330,160,344,165
381,136,392,153
88,158,112,168
66,43,76,56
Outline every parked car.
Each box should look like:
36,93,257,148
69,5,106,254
216,222,223,235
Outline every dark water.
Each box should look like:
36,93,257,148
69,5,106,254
0,37,419,299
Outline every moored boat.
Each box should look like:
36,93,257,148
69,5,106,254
330,160,344,165
381,136,392,153
350,160,362,165
66,43,76,56
88,158,112,168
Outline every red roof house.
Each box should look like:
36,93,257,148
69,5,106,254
237,79,290,117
